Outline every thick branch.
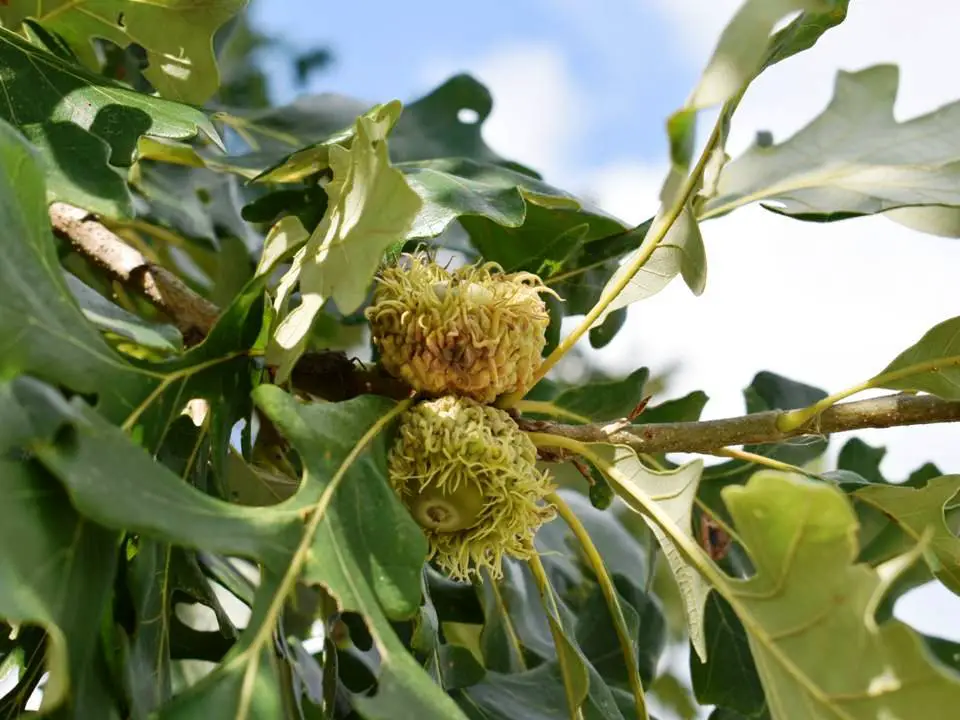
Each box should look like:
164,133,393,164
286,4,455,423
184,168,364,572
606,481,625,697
519,393,960,455
50,202,220,343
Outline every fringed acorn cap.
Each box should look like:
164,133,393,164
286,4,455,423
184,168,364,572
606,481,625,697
365,254,557,404
388,396,555,581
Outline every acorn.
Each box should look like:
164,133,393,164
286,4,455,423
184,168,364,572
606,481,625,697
388,395,556,581
365,254,557,404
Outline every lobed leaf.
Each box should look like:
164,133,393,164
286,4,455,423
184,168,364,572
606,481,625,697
721,471,960,720
266,102,422,381
0,28,220,217
0,381,121,717
853,475,960,595
1,0,246,105
705,66,960,231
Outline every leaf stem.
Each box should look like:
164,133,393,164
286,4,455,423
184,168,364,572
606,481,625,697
777,354,960,432
500,101,736,409
233,396,415,719
486,573,527,671
515,400,591,424
549,492,649,720
527,553,585,720
708,447,824,480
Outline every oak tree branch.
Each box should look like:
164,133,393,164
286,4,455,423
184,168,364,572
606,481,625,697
50,202,221,343
518,392,960,455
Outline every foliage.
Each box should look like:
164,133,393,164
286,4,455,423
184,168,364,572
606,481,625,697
2,1,960,719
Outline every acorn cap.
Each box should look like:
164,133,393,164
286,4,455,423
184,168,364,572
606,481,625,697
366,254,557,403
388,395,555,581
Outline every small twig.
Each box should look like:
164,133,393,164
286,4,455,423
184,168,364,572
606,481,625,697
550,493,649,720
50,202,219,344
518,393,960,455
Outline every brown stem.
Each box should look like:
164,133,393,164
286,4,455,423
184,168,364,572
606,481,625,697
49,201,407,402
518,393,960,454
50,202,220,344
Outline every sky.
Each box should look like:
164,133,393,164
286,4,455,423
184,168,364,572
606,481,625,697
251,0,960,651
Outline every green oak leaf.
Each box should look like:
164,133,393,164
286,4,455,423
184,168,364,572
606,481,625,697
690,594,767,718
224,73,537,182
1,0,246,104
0,117,155,416
0,381,122,718
592,448,709,662
0,28,220,217
704,65,960,229
854,475,960,595
871,315,960,399
266,102,422,381
598,0,848,322
527,368,650,423
722,471,960,720
761,1,850,70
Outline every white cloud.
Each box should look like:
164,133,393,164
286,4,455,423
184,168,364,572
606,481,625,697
419,43,583,183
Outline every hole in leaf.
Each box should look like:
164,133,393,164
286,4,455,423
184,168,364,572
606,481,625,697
341,612,373,652
174,602,220,632
457,107,480,125
116,12,125,28
195,187,212,205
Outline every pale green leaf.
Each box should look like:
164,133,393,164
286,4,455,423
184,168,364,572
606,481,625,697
873,315,960,399
885,205,960,238
722,471,960,720
854,475,960,595
591,447,709,661
595,205,706,324
704,66,960,228
690,0,839,109
266,102,422,381
1,0,246,104
255,216,309,277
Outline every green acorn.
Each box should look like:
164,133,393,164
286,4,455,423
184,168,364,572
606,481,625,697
388,395,556,580
365,254,557,404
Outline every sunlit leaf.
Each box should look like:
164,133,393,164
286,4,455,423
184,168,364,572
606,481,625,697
592,448,709,661
266,102,422,381
1,0,247,104
0,28,220,216
721,471,960,720
690,0,842,109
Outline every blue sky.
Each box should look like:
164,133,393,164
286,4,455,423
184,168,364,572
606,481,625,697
251,0,694,177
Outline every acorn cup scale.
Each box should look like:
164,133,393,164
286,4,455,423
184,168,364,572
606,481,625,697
387,396,556,581
365,254,557,404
